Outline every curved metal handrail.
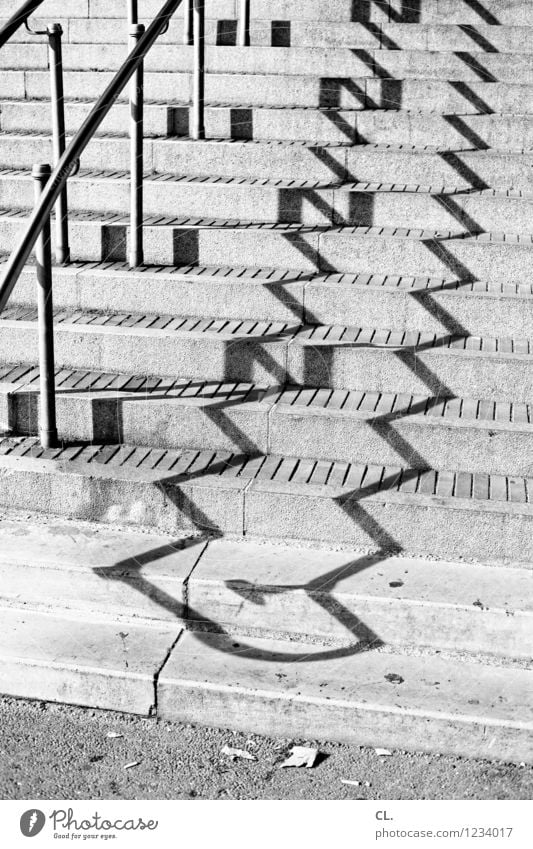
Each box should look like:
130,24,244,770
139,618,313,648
0,0,46,49
0,0,185,311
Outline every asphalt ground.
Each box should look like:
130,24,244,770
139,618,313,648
0,696,531,800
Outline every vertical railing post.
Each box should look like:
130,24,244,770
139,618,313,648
127,0,138,25
47,24,70,264
237,0,250,47
192,0,205,140
32,164,58,451
129,23,145,268
183,0,193,44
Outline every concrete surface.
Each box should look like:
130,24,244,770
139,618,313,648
2,696,532,800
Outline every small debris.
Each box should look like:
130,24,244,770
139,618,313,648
279,746,318,769
389,580,404,588
375,748,393,757
385,673,404,685
106,732,123,739
341,779,361,787
123,761,141,770
221,745,256,762
473,599,487,610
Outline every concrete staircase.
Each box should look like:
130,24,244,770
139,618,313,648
0,0,531,762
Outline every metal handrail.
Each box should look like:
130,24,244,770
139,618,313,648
0,0,45,48
0,0,185,313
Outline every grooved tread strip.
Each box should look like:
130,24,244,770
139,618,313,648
2,167,533,198
1,309,532,354
1,258,531,297
0,436,531,504
0,208,532,243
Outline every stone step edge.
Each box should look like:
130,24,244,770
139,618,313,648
3,165,533,201
2,207,532,244
3,129,532,159
0,437,531,510
2,311,532,358
9,96,533,121
1,362,532,433
0,525,530,657
1,607,531,761
5,258,533,299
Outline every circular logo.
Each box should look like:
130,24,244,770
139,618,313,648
20,810,46,838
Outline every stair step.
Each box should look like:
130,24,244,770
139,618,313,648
0,436,531,562
8,98,533,147
6,0,528,28
5,168,533,232
0,133,352,183
1,307,531,400
13,17,533,55
8,258,533,337
2,360,531,474
2,517,530,657
246,22,533,53
4,133,533,192
2,212,533,286
4,44,533,85
0,605,179,715
158,628,533,762
2,595,531,760
7,69,533,113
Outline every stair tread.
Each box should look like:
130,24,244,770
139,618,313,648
5,258,533,297
4,165,533,198
3,206,533,242
2,306,532,353
1,362,531,427
0,436,531,506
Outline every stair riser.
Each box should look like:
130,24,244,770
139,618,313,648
346,149,533,193
0,136,349,183
11,0,528,28
6,390,531,477
3,176,533,233
10,267,532,337
13,70,533,113
305,284,533,339
25,19,530,56
0,454,531,564
21,70,369,109
2,219,533,286
0,0,236,20
270,411,533,477
10,268,306,325
9,102,533,148
357,113,533,150
5,137,533,194
158,674,532,764
6,45,533,85
8,391,270,458
247,22,533,54
0,322,530,401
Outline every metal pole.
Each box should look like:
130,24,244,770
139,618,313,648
129,23,145,268
47,24,70,264
192,0,205,140
237,0,250,47
128,0,138,26
183,0,193,44
32,164,57,450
